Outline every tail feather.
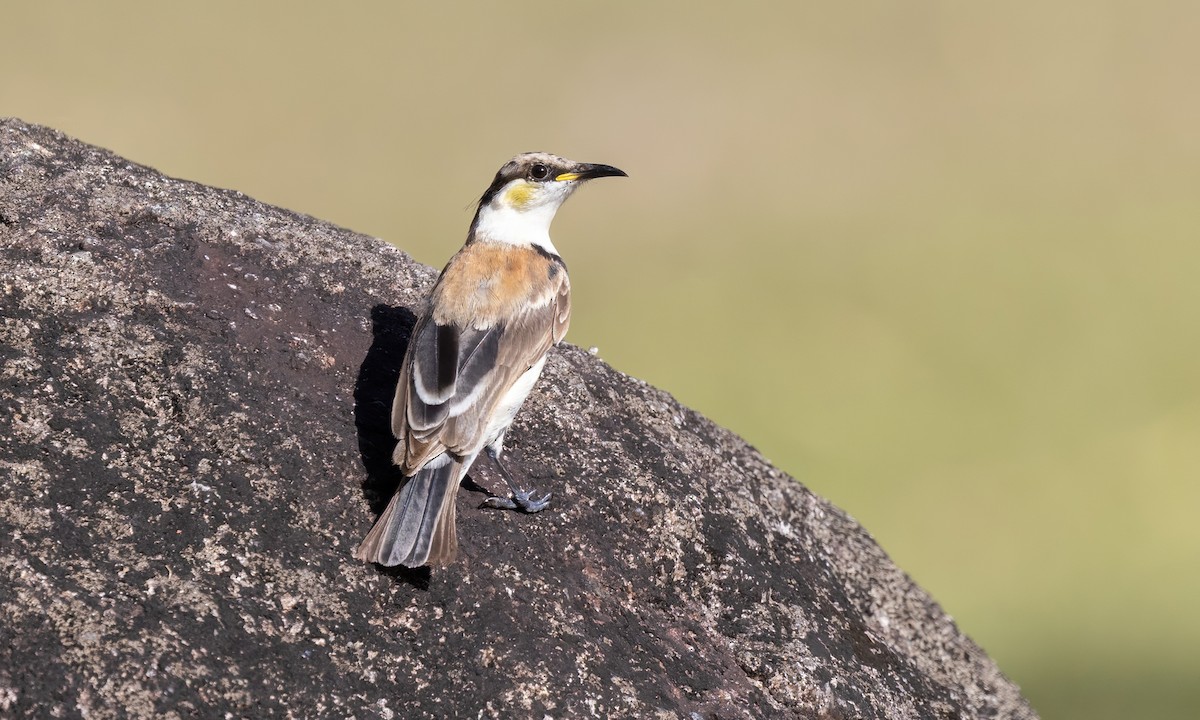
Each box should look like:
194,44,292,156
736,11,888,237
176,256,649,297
354,459,463,567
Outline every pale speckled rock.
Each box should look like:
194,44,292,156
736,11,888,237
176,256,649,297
0,118,1038,720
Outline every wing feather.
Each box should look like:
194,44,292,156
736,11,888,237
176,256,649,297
392,267,570,475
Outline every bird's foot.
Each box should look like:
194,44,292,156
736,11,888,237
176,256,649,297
481,489,551,513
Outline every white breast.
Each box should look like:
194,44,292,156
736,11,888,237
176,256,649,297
483,355,548,454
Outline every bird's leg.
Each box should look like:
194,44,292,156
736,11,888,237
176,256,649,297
479,447,551,513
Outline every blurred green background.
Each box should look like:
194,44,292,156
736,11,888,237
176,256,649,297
5,2,1198,716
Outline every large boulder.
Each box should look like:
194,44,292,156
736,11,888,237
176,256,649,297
0,118,1036,719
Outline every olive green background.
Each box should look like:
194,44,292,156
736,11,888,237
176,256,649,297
5,3,1197,717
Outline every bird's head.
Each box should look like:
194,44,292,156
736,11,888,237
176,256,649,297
470,152,626,251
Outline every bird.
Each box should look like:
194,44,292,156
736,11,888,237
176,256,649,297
354,152,626,568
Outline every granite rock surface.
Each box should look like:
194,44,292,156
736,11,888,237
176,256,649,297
0,119,1036,719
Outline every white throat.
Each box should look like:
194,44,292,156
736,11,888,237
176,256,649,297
473,201,561,255
471,178,579,255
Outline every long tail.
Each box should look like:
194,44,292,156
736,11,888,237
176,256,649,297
353,458,464,567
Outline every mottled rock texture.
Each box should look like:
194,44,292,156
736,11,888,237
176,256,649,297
0,118,1037,719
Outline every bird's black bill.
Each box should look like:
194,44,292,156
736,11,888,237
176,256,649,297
573,163,627,181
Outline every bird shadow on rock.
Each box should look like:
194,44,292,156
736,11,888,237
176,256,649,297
352,303,495,589
354,303,415,512
353,304,431,588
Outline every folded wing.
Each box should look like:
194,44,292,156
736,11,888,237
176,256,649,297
392,272,571,473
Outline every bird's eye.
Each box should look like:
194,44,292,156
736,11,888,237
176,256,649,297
530,164,549,180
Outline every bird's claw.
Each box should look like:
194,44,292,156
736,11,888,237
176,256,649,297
482,489,551,513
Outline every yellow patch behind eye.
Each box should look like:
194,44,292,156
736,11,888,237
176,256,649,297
555,172,581,182
504,182,534,208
